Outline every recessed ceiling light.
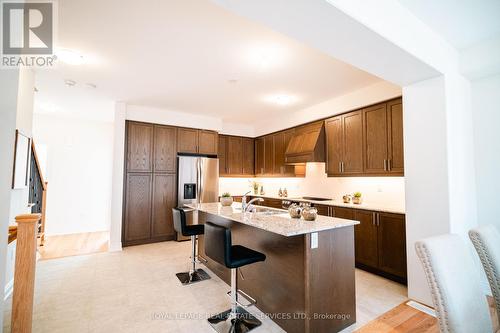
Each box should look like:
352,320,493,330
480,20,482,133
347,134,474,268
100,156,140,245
64,79,76,87
56,48,85,65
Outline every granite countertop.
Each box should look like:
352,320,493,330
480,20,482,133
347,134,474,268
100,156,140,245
239,194,405,215
186,202,359,237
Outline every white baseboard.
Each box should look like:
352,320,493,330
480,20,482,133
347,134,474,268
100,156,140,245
4,279,14,301
108,241,122,252
406,300,436,317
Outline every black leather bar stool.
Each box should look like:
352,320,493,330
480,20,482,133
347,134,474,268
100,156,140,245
172,207,210,285
204,222,266,333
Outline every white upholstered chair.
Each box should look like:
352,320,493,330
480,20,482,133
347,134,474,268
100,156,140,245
415,234,493,333
469,225,500,326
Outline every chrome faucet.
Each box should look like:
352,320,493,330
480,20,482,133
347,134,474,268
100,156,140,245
241,191,264,212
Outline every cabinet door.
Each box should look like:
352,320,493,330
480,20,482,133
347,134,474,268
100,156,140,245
264,135,274,175
283,129,295,176
363,103,388,174
242,138,255,175
154,125,176,173
152,174,176,239
218,135,228,176
127,122,153,172
177,128,198,153
387,99,404,174
273,132,285,175
332,207,354,220
316,205,330,216
343,111,364,174
378,213,406,278
227,136,243,175
255,138,265,176
198,130,218,155
124,173,152,243
354,210,378,268
325,117,343,176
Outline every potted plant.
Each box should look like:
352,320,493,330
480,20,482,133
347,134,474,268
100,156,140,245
251,181,260,195
220,192,233,206
352,192,363,204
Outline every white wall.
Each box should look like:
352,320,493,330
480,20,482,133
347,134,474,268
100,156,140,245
220,163,405,211
253,81,401,136
472,74,500,229
32,113,114,235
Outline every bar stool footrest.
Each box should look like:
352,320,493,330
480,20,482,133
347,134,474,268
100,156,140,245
226,289,257,307
208,306,261,333
175,269,210,285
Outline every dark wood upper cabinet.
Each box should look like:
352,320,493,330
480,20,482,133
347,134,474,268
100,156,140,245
154,125,176,173
227,136,243,175
198,130,218,155
377,213,406,278
255,138,265,176
177,128,198,154
218,135,228,176
264,135,274,175
363,103,388,174
354,209,379,268
273,132,285,175
124,173,152,243
127,122,153,172
283,129,295,175
242,138,255,175
387,99,404,174
325,111,363,176
325,116,343,176
151,174,176,239
343,111,364,174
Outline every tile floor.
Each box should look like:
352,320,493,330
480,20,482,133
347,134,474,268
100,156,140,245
4,241,407,333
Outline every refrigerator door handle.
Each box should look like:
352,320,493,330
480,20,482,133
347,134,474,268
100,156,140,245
196,158,201,204
198,158,203,204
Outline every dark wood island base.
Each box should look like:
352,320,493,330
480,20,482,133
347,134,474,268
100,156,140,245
197,211,356,333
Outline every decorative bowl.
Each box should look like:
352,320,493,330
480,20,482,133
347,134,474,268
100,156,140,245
220,196,233,207
301,207,318,221
352,196,363,204
288,204,302,218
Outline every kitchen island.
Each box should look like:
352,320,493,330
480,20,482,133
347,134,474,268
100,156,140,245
187,202,359,333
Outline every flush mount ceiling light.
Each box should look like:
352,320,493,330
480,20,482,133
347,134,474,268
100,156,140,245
55,48,85,65
266,94,297,106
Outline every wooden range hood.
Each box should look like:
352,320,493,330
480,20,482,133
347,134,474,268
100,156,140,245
285,121,326,165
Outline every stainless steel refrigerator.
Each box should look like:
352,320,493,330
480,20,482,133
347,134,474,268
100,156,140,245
176,155,219,241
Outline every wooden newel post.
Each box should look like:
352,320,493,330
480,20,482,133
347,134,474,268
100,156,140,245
11,213,40,333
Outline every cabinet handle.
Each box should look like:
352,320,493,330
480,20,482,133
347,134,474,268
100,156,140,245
339,162,342,173
383,159,387,171
331,207,335,217
377,213,380,226
388,159,392,171
372,212,376,226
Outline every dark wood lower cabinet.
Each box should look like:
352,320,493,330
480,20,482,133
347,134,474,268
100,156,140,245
124,173,152,243
152,174,176,239
377,213,406,279
354,210,379,268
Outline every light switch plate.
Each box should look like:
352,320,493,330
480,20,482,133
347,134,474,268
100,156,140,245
311,232,318,249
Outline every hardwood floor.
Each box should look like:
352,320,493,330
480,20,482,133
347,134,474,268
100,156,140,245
38,231,109,260
355,297,498,333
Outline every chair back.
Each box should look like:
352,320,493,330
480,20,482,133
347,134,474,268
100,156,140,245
172,207,186,235
469,224,500,325
416,234,492,333
204,222,231,268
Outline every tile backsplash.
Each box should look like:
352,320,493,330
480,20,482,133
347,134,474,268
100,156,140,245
219,163,405,210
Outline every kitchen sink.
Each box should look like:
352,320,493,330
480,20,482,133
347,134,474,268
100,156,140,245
233,206,286,215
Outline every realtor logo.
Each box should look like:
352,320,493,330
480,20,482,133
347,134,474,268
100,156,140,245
1,1,55,67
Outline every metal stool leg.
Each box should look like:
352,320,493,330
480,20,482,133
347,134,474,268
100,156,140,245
208,268,262,333
175,235,210,285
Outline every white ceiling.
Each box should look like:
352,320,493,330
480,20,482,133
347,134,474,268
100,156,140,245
399,0,500,50
35,0,381,123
